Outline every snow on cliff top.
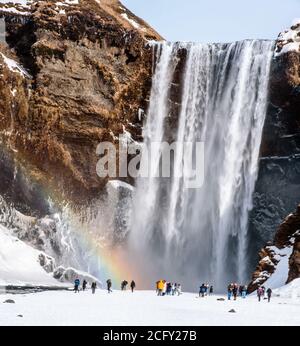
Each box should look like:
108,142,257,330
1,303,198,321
275,18,300,56
0,0,80,15
0,225,60,286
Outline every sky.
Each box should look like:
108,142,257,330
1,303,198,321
122,0,300,43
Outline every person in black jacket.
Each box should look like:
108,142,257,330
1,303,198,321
106,279,112,293
267,288,272,302
130,280,136,293
91,282,97,294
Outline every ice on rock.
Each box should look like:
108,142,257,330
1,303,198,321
0,52,31,78
121,13,141,30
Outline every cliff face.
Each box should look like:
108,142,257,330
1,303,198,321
0,0,162,211
249,205,300,291
249,21,300,289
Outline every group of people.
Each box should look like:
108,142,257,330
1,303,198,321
74,277,273,303
257,286,272,302
74,278,98,294
73,278,136,294
199,283,213,297
227,283,248,300
226,283,273,302
156,280,182,296
121,280,136,292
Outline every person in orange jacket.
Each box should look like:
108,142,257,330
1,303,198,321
157,280,164,296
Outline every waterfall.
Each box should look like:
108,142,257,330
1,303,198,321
129,40,274,291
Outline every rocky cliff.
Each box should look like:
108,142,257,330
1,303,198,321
0,0,161,213
249,204,300,291
0,0,162,284
249,20,300,289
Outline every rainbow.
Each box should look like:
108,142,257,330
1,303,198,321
1,144,146,289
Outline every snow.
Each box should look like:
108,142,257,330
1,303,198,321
121,13,140,30
277,42,300,56
292,18,300,26
55,0,79,5
0,52,31,78
0,0,32,14
0,7,29,15
107,180,134,192
64,0,79,5
262,246,293,289
0,0,29,5
275,19,300,56
274,278,300,299
0,225,60,286
0,290,299,326
54,266,102,287
11,88,17,97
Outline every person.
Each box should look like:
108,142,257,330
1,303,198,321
157,280,164,296
91,282,97,294
267,288,272,303
177,284,182,296
239,285,243,297
209,285,213,296
130,280,136,293
205,283,209,296
162,280,167,296
166,282,172,295
171,283,176,296
74,278,80,293
106,279,112,293
257,286,264,302
156,281,160,295
82,279,87,291
121,280,126,291
242,285,247,299
199,283,206,298
227,283,233,300
233,283,238,301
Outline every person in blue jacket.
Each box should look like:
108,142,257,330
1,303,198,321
74,278,80,293
199,283,206,297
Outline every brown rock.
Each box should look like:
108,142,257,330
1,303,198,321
0,0,162,208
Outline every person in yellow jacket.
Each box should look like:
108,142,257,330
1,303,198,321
157,280,164,296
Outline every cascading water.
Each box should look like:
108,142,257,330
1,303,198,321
129,40,274,291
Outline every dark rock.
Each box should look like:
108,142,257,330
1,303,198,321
249,22,300,284
228,309,236,313
3,299,15,304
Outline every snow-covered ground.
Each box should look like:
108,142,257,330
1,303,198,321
0,225,61,287
0,289,300,326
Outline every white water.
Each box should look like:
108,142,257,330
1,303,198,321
130,40,274,291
